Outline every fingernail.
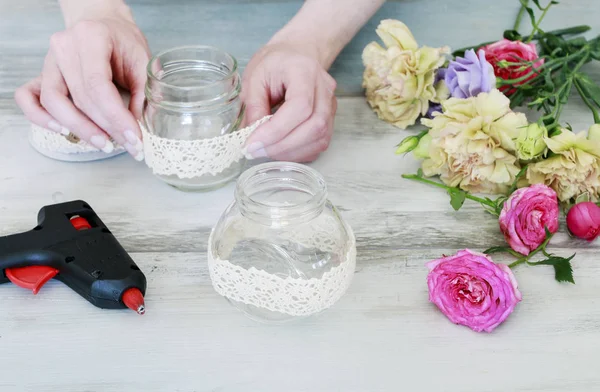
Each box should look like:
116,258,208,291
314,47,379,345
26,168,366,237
245,147,268,159
244,142,268,159
124,142,137,156
90,135,114,154
124,129,143,151
60,127,70,136
124,143,144,161
47,120,63,134
134,151,144,161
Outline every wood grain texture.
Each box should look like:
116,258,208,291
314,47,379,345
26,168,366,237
1,1,600,391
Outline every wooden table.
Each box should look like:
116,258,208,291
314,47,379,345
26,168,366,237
1,1,600,391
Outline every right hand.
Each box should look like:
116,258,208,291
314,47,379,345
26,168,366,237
14,10,151,160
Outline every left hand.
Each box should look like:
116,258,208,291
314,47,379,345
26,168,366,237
241,41,337,163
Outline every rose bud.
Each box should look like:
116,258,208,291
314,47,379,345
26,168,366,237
395,135,419,154
566,201,600,241
515,123,548,160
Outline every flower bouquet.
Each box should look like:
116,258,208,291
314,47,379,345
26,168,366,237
362,0,600,332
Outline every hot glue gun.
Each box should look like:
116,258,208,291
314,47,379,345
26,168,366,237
0,200,147,314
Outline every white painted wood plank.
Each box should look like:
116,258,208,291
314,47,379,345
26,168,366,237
1,95,600,391
0,249,599,392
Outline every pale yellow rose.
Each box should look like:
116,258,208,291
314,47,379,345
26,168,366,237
420,89,526,194
527,126,600,202
362,20,449,129
432,78,450,104
515,123,548,160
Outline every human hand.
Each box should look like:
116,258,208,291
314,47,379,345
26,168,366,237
241,41,337,163
14,5,150,160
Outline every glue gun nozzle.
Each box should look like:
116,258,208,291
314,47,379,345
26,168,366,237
122,288,146,315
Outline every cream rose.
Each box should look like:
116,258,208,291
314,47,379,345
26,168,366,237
420,89,526,194
527,125,600,202
362,20,449,129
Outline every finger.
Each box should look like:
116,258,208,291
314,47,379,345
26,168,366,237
126,47,151,121
247,73,336,161
77,39,144,159
14,76,68,135
39,52,116,154
270,137,330,163
243,65,317,153
240,71,271,129
55,30,143,159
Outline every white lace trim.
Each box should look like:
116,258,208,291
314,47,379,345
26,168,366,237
140,116,272,179
207,221,357,317
29,124,125,154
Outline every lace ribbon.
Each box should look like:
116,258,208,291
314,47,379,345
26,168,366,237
29,124,124,155
207,221,357,317
140,116,272,179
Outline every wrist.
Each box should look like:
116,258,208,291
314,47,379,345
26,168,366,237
59,0,134,27
267,28,338,69
267,0,385,69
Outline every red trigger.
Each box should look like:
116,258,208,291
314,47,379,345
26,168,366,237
5,215,89,294
6,266,59,295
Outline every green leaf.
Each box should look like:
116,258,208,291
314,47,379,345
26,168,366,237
416,168,424,178
528,254,576,284
503,29,522,41
520,0,537,26
483,246,522,257
507,166,528,195
448,188,467,211
484,246,510,254
576,73,600,108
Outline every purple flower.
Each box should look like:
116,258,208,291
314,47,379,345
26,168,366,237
426,103,442,119
445,49,495,98
425,69,446,118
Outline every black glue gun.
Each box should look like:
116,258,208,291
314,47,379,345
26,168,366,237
0,200,147,314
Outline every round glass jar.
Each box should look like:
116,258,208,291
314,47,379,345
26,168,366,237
207,162,356,323
142,45,245,191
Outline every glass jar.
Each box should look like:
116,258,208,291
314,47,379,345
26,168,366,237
142,45,245,191
207,162,356,323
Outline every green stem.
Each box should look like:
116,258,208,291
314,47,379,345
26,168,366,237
526,1,554,43
401,174,495,208
509,258,528,268
451,25,590,56
514,0,529,31
508,232,554,269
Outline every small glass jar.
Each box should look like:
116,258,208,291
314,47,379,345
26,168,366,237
142,45,245,191
208,162,356,323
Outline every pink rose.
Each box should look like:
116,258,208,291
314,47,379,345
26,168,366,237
482,39,544,96
426,249,522,333
499,184,559,255
566,201,600,242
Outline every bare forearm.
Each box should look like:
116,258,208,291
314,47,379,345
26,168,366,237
59,0,134,27
269,0,386,68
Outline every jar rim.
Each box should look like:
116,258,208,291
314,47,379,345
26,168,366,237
146,45,239,92
235,162,328,223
